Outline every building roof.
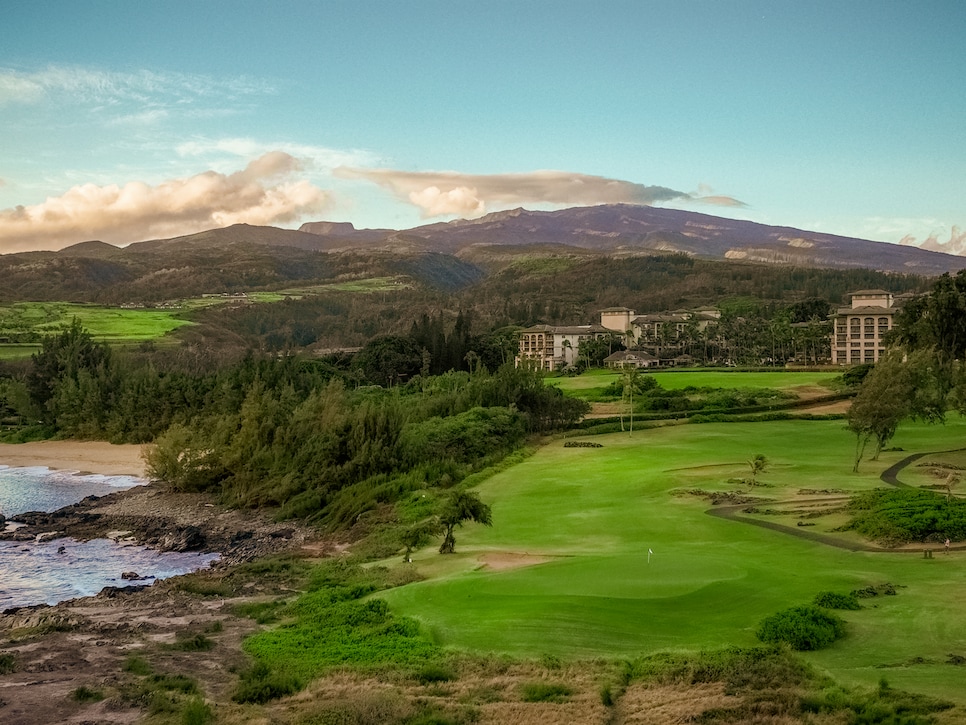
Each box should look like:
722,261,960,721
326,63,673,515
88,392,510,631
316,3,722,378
598,306,635,313
519,324,607,335
836,306,897,315
849,289,892,296
604,350,657,362
633,313,690,324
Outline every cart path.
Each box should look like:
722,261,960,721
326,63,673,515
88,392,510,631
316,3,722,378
706,448,966,553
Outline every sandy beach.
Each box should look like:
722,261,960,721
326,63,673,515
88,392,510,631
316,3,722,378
0,440,148,477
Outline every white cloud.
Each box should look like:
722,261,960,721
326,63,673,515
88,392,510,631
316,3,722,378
0,65,274,107
335,168,745,218
408,186,486,217
0,152,330,252
898,226,966,256
177,136,378,171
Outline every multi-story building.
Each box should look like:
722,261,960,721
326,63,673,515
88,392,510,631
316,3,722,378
516,324,609,371
517,306,722,370
831,290,901,365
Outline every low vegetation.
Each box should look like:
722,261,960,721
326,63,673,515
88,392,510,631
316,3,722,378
845,488,966,546
756,605,847,651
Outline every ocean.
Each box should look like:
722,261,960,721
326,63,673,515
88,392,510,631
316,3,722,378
0,465,219,609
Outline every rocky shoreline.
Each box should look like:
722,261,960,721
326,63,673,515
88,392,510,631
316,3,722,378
0,480,328,724
0,481,314,572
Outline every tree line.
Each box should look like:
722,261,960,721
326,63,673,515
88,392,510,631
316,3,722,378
0,319,586,534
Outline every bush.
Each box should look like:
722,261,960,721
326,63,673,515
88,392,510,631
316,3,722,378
232,663,302,704
181,696,214,725
846,488,966,545
521,682,573,702
123,655,153,676
71,685,104,702
173,632,214,652
0,653,16,674
814,591,862,610
756,605,847,651
415,663,457,684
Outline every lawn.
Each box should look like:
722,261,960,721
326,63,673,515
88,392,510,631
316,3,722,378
380,415,966,702
550,368,842,398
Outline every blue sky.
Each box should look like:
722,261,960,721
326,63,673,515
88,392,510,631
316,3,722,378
1,1,964,254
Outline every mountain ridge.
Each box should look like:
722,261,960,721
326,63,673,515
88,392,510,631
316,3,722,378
1,205,963,304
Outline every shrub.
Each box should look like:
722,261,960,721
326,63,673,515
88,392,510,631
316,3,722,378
521,682,573,702
415,663,457,684
232,663,302,704
173,632,214,652
757,605,847,651
814,591,861,610
0,653,16,674
846,488,966,545
123,655,153,676
71,685,104,702
181,696,213,725
600,684,614,706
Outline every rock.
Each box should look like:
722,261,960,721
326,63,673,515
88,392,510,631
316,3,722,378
120,571,141,580
159,525,205,552
99,585,149,598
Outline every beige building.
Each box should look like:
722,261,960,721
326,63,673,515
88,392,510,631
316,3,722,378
516,324,608,371
603,350,658,369
831,290,900,365
599,307,636,336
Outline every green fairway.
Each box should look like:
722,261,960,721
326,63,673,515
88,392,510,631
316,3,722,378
380,416,966,702
551,369,841,397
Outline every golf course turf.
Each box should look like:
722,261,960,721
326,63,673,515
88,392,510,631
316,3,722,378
379,415,966,703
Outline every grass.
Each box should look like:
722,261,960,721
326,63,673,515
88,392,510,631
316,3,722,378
378,414,966,703
0,301,191,359
550,368,842,400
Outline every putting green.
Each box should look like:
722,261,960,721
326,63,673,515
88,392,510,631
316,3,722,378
381,416,966,701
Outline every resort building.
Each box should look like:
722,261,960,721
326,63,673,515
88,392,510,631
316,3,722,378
516,324,609,371
603,350,658,369
830,290,901,365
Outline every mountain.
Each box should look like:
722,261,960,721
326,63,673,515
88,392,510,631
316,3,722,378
1,205,963,304
395,205,965,275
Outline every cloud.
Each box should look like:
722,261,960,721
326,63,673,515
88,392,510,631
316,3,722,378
0,65,273,107
898,226,966,256
0,152,330,252
176,136,377,171
335,168,745,218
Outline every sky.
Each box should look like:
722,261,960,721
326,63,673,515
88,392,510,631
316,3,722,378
1,1,964,255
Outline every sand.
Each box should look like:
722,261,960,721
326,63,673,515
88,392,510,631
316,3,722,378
0,440,148,477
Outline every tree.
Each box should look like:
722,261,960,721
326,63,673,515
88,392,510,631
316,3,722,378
620,368,640,433
747,453,768,485
400,519,442,562
437,489,492,554
353,335,423,387
890,270,966,401
846,350,943,471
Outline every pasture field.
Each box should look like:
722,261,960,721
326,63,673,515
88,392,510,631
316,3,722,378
0,302,192,359
380,415,966,703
